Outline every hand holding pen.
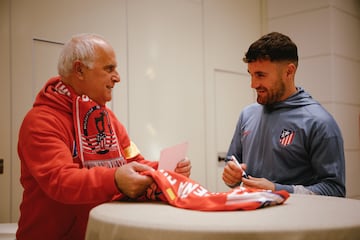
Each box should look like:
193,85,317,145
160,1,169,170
231,155,249,179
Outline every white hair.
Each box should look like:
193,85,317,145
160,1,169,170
57,33,107,77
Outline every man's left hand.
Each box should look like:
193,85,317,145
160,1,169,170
242,176,275,191
174,157,191,177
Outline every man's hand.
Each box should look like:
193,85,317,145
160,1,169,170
242,176,275,191
222,161,246,187
174,157,191,177
114,162,154,199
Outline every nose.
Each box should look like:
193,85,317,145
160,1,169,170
112,71,121,83
250,76,259,89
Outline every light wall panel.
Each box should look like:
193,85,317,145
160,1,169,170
332,58,360,104
267,0,330,19
296,56,333,103
269,8,332,58
127,0,206,183
203,0,261,191
332,8,360,60
0,0,11,223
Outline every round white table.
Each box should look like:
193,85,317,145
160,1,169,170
85,194,360,240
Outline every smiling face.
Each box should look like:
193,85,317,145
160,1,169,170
247,60,296,105
78,42,120,106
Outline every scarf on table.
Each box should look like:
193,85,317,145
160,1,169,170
54,80,126,168
128,169,289,211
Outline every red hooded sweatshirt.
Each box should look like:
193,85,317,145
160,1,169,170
16,77,157,240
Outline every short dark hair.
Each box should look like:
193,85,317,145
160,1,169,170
243,32,298,67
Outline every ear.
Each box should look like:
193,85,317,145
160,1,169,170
286,63,296,78
73,61,84,79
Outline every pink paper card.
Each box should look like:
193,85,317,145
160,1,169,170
158,142,189,171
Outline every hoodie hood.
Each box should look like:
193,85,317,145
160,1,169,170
33,76,73,114
265,87,319,111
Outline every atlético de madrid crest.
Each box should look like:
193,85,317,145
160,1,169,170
279,129,295,146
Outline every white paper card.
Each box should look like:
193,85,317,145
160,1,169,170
158,142,189,171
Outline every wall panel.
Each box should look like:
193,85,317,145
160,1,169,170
127,0,205,183
0,0,11,223
204,0,261,191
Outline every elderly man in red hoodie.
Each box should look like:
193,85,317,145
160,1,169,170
16,33,191,240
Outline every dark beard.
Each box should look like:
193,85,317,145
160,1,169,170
257,80,286,105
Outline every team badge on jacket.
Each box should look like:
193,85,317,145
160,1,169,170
279,129,295,146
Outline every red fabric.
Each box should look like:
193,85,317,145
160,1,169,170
133,169,289,211
16,77,156,240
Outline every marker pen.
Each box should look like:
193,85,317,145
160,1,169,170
231,155,249,179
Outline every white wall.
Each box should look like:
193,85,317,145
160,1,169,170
203,0,261,191
267,0,360,198
126,0,206,184
0,0,11,222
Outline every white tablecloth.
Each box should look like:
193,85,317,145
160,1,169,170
85,194,360,240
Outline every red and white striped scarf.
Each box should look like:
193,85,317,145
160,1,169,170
54,80,126,168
